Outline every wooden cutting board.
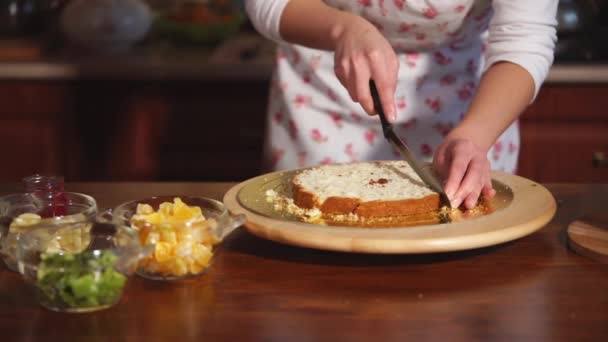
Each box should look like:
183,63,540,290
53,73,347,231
223,168,557,254
568,214,608,263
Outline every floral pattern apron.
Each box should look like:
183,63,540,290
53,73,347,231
263,0,520,173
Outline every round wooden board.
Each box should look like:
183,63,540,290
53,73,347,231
223,168,557,254
567,215,608,263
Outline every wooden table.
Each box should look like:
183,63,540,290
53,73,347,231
1,183,607,341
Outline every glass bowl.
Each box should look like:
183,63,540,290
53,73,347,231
0,192,97,272
16,220,152,313
109,195,245,281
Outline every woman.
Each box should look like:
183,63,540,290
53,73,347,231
245,0,557,209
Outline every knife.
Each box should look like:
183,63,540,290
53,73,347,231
369,80,451,208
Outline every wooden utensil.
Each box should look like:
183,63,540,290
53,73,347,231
567,214,608,263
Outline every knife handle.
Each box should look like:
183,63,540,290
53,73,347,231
369,80,391,139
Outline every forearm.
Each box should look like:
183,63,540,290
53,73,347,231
279,0,368,51
449,62,535,151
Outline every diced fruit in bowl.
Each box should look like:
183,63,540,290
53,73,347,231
111,196,244,281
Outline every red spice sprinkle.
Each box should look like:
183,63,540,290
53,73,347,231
368,178,391,186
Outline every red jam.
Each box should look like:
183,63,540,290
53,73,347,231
22,175,67,217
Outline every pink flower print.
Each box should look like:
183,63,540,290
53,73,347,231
449,37,466,50
423,7,438,19
290,49,300,65
457,81,476,100
458,87,472,100
492,145,502,161
345,143,358,161
279,82,288,91
311,128,328,143
421,143,433,157
350,112,363,122
294,94,312,108
425,97,442,113
455,5,465,13
379,0,388,16
415,33,426,41
433,122,453,137
405,52,419,68
434,51,452,65
327,89,338,102
437,22,448,32
297,151,307,167
508,142,518,154
358,0,372,7
400,118,417,130
271,148,284,167
393,0,405,10
440,74,456,86
302,72,311,84
364,129,377,145
320,157,333,165
277,50,287,60
492,141,503,161
328,111,344,128
396,96,407,110
398,23,417,33
273,111,283,124
288,119,298,140
466,59,477,74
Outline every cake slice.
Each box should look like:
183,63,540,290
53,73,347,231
292,161,441,217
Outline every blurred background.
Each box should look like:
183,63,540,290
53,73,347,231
0,0,606,184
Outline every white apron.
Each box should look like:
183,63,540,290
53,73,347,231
263,0,520,173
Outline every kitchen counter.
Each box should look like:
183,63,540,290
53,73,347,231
1,182,607,341
1,35,608,83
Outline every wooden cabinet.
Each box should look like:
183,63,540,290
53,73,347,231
0,80,605,183
0,80,269,182
518,85,608,183
0,83,70,181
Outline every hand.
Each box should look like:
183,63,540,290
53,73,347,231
433,137,496,209
333,17,399,121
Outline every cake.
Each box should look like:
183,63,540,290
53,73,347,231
291,161,441,218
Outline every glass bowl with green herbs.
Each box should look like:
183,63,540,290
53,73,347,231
16,220,153,313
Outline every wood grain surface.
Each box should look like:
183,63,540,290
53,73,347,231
223,170,557,254
568,212,608,263
0,182,607,341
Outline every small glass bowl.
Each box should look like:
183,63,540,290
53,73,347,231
16,220,152,313
0,192,97,272
108,195,245,281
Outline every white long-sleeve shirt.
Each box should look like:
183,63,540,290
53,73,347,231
246,0,557,172
246,0,557,96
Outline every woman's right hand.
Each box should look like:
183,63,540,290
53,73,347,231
332,16,399,121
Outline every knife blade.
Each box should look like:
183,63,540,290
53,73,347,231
369,80,451,208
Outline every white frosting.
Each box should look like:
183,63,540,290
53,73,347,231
293,161,437,202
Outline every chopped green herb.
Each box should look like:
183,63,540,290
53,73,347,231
36,250,126,309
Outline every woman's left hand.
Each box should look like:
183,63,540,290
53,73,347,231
433,136,496,209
